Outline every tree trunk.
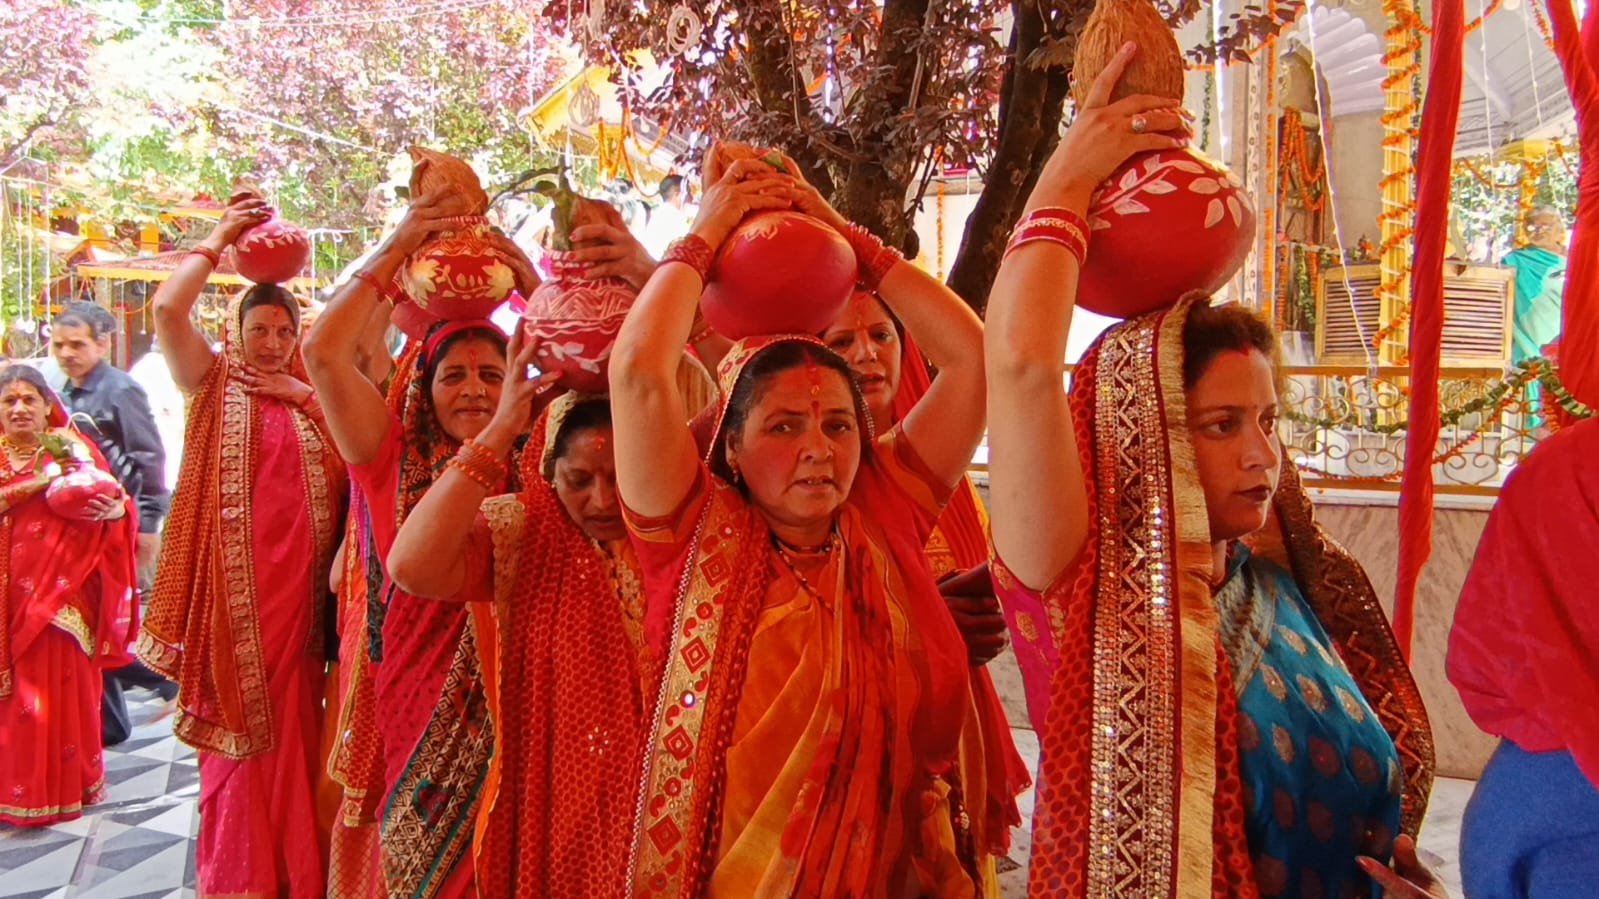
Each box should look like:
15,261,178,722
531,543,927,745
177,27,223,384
946,0,1085,314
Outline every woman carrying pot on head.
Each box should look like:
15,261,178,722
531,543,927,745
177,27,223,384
387,334,649,899
0,365,138,828
817,274,1029,890
139,194,349,898
608,155,988,895
983,46,1441,898
302,187,539,899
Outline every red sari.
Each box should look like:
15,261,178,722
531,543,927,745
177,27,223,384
0,428,137,827
337,325,515,899
998,300,1434,897
139,296,346,897
445,394,651,899
892,337,1030,883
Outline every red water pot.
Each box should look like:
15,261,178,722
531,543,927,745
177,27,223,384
521,251,638,394
402,216,518,321
46,465,122,521
231,210,311,285
700,211,856,340
1076,148,1256,319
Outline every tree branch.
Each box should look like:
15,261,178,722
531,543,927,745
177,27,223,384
946,0,1084,312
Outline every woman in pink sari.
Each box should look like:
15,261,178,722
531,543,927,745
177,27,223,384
139,196,347,897
0,364,137,827
304,186,537,899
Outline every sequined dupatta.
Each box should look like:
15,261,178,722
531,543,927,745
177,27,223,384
469,396,654,899
138,293,346,759
1021,300,1433,897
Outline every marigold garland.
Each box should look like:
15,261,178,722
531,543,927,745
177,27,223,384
1372,0,1425,359
1285,357,1594,434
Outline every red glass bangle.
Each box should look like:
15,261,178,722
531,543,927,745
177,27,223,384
845,223,903,290
663,235,715,282
187,246,221,267
452,438,508,492
349,269,387,295
1005,208,1091,266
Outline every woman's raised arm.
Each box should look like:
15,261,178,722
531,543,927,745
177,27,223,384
608,161,791,518
154,198,267,392
303,192,466,465
985,43,1189,589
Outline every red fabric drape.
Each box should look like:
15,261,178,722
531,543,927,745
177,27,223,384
1546,0,1599,410
1394,0,1466,657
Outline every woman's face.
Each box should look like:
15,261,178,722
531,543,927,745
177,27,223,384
1,381,48,442
552,425,625,542
820,294,901,426
1186,349,1281,543
727,365,862,535
241,304,300,374
429,337,507,443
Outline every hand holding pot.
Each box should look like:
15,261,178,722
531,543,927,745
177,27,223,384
383,190,479,258
689,160,793,252
772,154,850,236
1032,42,1190,211
208,196,273,248
567,223,656,290
481,328,564,446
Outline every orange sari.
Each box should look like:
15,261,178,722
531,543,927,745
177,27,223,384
628,336,973,897
139,294,347,897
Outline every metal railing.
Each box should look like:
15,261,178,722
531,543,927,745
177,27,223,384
969,363,1589,497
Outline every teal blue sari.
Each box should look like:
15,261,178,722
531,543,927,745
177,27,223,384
1503,246,1565,365
1218,545,1405,898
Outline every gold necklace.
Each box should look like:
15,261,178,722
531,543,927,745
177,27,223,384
0,435,41,471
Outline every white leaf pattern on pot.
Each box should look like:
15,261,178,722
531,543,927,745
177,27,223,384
1143,156,1163,175
1190,177,1221,195
1089,217,1112,231
1204,198,1225,228
1170,160,1206,174
1119,169,1141,192
1112,199,1150,216
1142,180,1178,195
1226,196,1244,226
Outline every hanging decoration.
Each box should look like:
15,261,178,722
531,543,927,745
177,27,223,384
664,3,703,56
1372,0,1426,364
569,81,602,129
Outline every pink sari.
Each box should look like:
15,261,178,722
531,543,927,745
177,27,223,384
140,293,346,897
195,401,329,896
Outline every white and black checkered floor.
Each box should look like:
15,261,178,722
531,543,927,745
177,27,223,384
0,689,197,899
0,666,1470,898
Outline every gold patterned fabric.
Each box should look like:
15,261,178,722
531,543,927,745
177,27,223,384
1019,298,1433,897
138,292,347,759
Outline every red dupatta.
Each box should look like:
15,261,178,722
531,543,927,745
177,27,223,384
2,420,138,699
1020,300,1433,897
139,292,347,759
469,393,651,899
